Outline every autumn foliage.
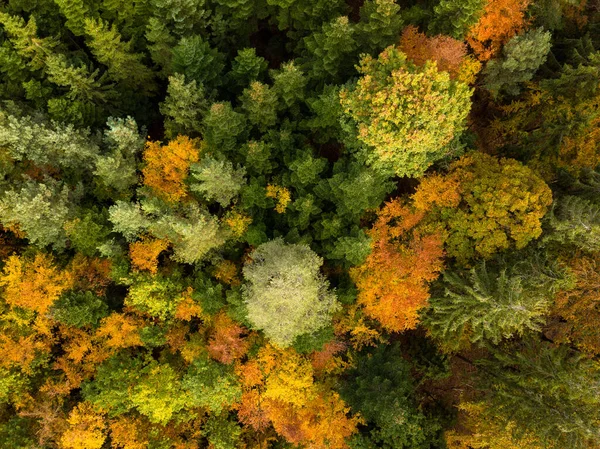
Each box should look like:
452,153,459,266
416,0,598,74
350,199,445,332
466,0,530,60
399,26,481,84
142,136,200,202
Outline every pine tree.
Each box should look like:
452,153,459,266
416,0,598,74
423,260,553,351
301,16,358,83
429,0,486,39
355,0,404,55
171,35,226,91
159,73,207,138
546,195,600,253
84,18,156,93
54,0,91,36
475,340,600,448
484,28,552,97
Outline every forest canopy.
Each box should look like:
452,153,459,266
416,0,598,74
0,0,598,448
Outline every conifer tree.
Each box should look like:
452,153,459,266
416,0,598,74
424,260,555,351
159,73,207,138
429,0,486,39
54,0,91,36
355,0,404,55
84,18,156,93
484,28,552,96
475,340,600,448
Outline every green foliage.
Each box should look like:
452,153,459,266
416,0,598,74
301,16,358,83
484,28,552,97
0,110,100,171
355,0,404,55
476,340,600,448
203,414,242,449
160,73,207,138
84,18,156,93
190,156,246,207
51,290,109,328
429,0,486,39
423,257,560,350
228,48,268,89
271,61,307,109
64,210,111,256
54,0,91,36
171,35,225,90
342,343,443,449
340,46,472,177
203,102,247,153
182,357,241,413
0,179,73,250
546,195,600,252
126,275,181,319
242,238,339,347
240,81,279,132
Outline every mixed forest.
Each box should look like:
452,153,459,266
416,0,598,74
0,0,599,448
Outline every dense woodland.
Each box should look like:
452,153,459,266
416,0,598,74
0,0,598,448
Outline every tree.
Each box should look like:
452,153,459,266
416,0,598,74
466,0,530,61
171,35,225,90
341,343,443,449
484,28,552,97
54,0,92,36
474,340,600,448
228,48,268,89
0,179,74,250
141,135,200,203
429,0,486,39
399,26,481,84
0,253,72,314
84,18,156,93
59,402,106,449
350,199,445,332
423,257,561,351
340,46,472,177
355,0,404,55
242,239,339,347
160,73,207,139
240,81,279,132
413,152,553,263
546,195,600,253
301,16,358,83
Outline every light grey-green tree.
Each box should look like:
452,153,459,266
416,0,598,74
242,238,339,347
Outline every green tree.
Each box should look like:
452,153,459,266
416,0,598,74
340,46,472,177
228,48,268,89
546,195,600,253
355,0,404,55
182,357,241,413
84,18,156,93
190,156,246,207
54,0,92,36
484,28,552,97
0,179,74,250
423,254,568,351
51,290,109,328
429,0,486,39
242,238,339,347
301,16,358,83
341,343,443,449
240,81,279,132
171,35,225,91
160,73,207,138
474,340,600,448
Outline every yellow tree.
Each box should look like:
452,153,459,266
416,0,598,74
142,136,200,202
